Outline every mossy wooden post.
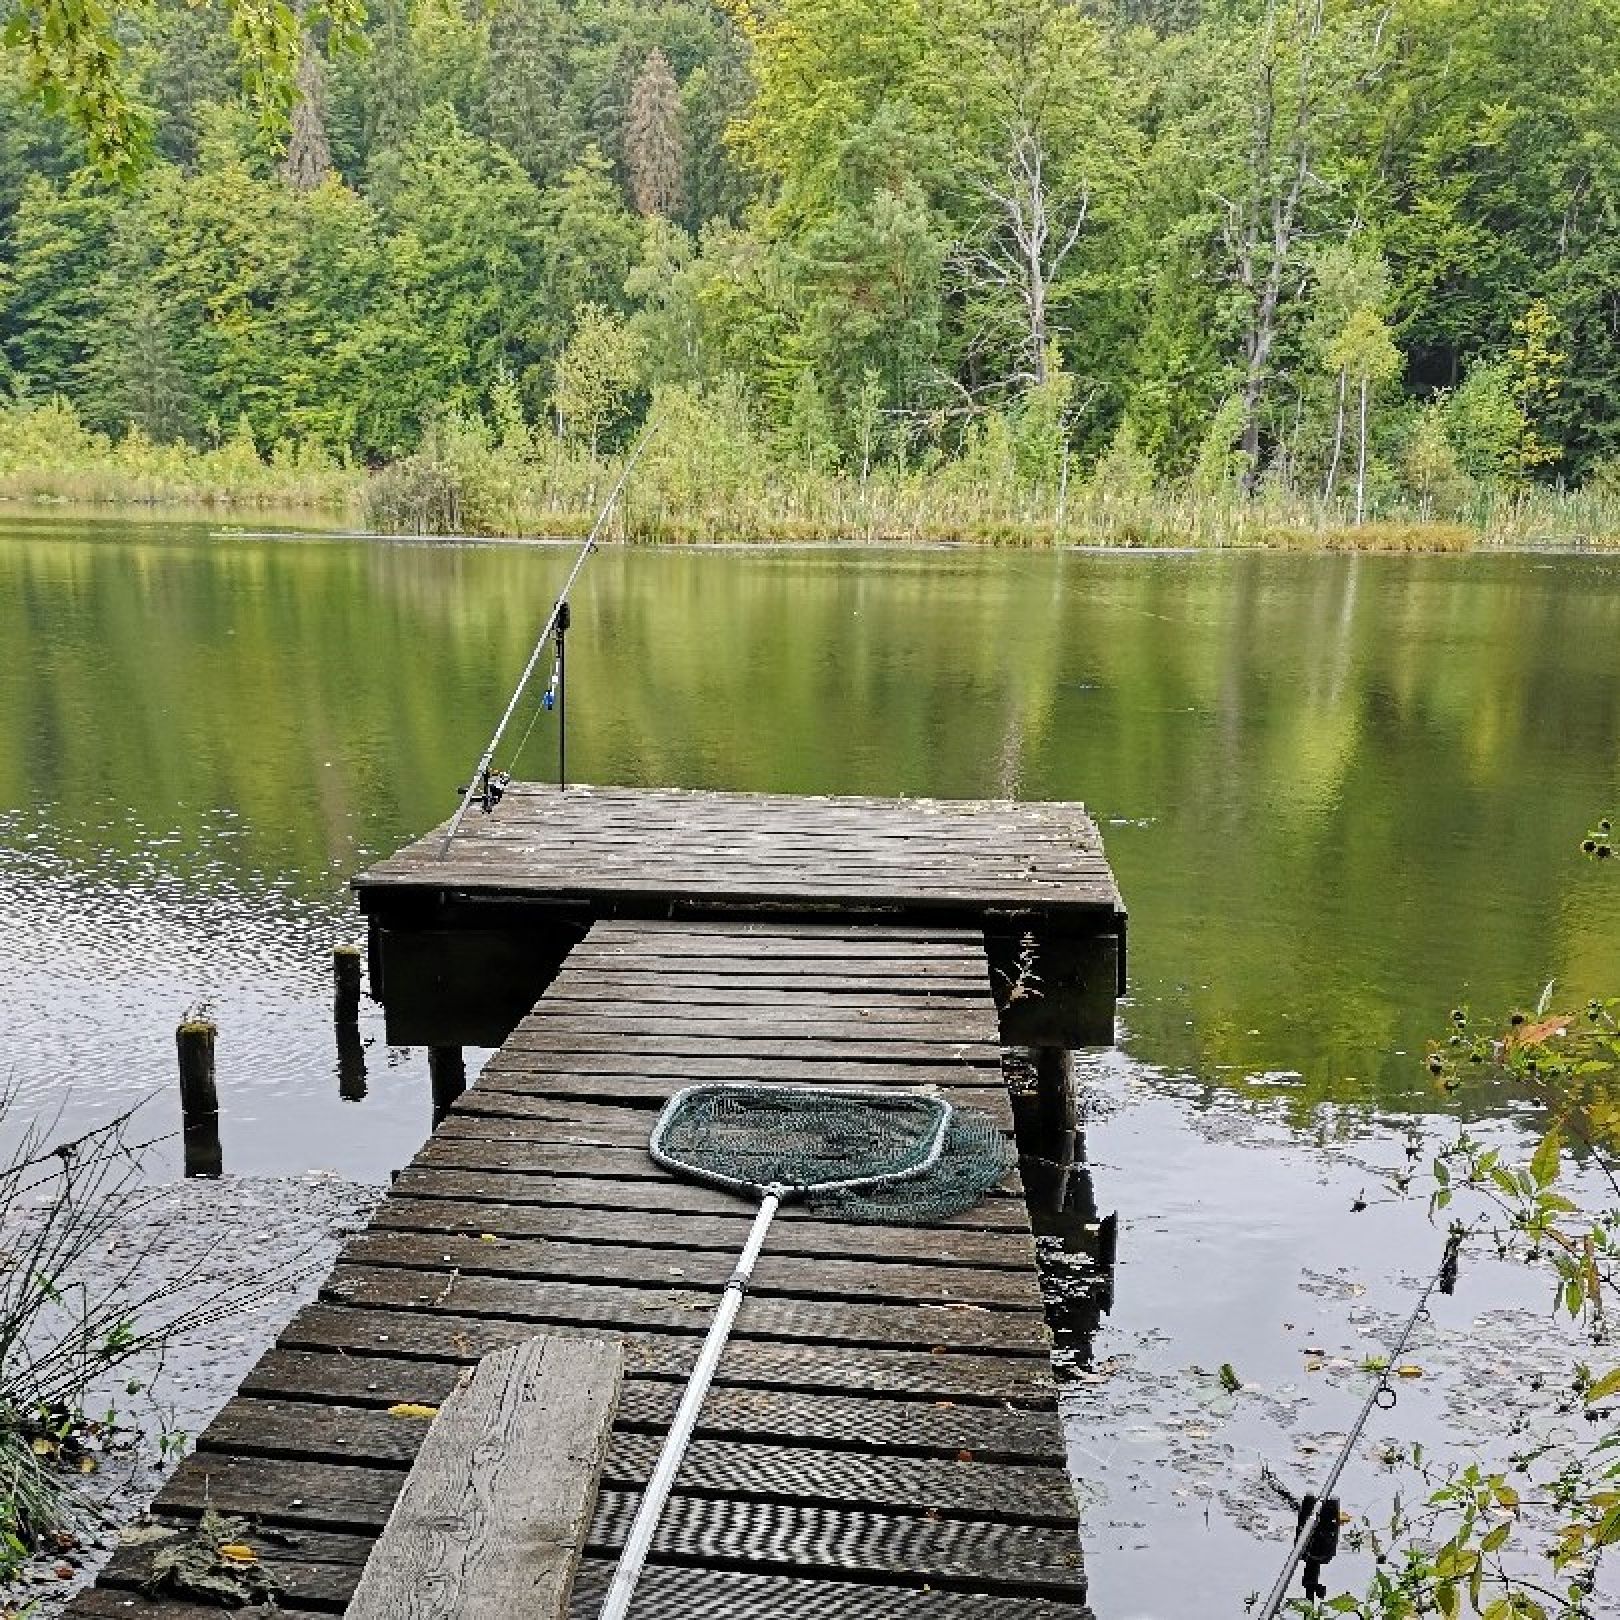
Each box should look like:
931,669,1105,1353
333,944,363,1023
176,1018,222,1178
429,1046,466,1121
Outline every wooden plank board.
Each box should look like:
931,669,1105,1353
196,1401,1075,1524
278,1305,1060,1403
340,1229,1041,1309
368,1195,1036,1267
388,1165,1032,1231
320,1266,1051,1353
385,1166,1030,1224
93,1533,1094,1620
445,1091,1016,1144
567,1562,1096,1620
240,1352,1066,1462
346,1336,620,1620
149,1461,1084,1595
92,1532,1095,1620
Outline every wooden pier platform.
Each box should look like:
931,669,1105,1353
74,919,1093,1619
355,784,1126,1050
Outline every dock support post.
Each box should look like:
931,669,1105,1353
429,1046,467,1121
1032,1045,1076,1146
337,1022,368,1101
333,944,363,1023
176,1018,222,1178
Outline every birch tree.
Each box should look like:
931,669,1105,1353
949,0,1123,398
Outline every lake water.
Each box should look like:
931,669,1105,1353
3,513,1619,1613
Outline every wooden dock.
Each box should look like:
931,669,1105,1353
71,787,1120,1618
355,784,1126,1050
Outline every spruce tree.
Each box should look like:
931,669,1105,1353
624,49,682,219
282,34,334,191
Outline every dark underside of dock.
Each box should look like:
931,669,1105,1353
70,786,1123,1619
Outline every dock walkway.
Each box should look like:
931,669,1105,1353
77,918,1092,1619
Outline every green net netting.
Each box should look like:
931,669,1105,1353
649,1084,1015,1225
807,1106,1016,1225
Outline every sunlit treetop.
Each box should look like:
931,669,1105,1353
1,0,366,184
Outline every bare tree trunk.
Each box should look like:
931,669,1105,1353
1230,0,1325,498
1323,366,1347,501
966,122,1089,392
1355,372,1369,524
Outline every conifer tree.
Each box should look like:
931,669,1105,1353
282,34,334,192
486,0,567,184
625,49,682,219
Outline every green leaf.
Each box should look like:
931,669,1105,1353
1530,1126,1562,1188
1586,1367,1620,1404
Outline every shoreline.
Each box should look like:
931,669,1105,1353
4,497,1618,556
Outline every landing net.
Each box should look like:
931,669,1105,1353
648,1083,1014,1223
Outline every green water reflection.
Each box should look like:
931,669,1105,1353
3,514,1619,1127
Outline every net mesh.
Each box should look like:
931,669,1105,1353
649,1084,1014,1224
808,1106,1016,1225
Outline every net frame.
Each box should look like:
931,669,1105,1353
648,1082,953,1200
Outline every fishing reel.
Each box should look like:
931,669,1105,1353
458,768,511,814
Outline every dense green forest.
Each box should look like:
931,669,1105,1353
2,0,1619,541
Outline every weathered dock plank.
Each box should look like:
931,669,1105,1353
345,1337,620,1620
69,917,1090,1619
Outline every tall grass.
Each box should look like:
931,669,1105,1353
5,393,1620,549
0,399,361,513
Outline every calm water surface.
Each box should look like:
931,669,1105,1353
3,514,1619,1613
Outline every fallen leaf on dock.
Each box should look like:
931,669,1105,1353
387,1403,440,1419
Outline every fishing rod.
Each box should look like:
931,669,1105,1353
1253,1224,1465,1620
438,421,659,859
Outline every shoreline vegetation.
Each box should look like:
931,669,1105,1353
3,395,1619,551
8,0,1620,564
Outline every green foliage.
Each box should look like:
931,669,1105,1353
4,0,1620,531
551,301,643,451
1314,834,1620,1620
1447,363,1527,485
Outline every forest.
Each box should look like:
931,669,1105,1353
2,0,1618,542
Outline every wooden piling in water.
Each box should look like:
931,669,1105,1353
337,1021,368,1101
334,944,363,1023
428,1046,466,1120
176,1017,222,1178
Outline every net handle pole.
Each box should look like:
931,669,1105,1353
598,1188,781,1620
